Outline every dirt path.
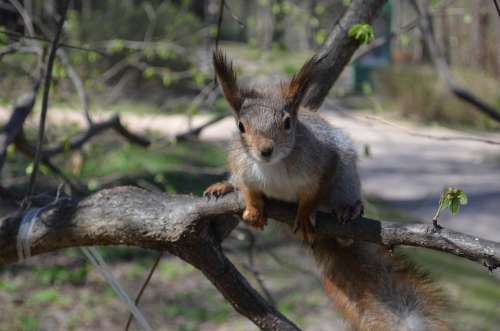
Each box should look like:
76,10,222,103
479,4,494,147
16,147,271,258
2,106,500,241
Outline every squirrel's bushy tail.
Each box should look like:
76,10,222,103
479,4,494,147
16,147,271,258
312,239,449,331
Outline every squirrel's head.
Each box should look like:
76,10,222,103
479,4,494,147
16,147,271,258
213,49,316,164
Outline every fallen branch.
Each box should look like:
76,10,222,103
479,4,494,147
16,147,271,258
412,0,500,124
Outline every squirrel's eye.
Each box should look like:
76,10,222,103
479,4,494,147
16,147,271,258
284,117,291,130
238,121,245,133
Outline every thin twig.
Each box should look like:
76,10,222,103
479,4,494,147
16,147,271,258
215,0,225,49
223,1,245,28
27,0,70,200
7,0,35,36
124,252,163,331
23,115,150,158
363,115,500,146
493,0,500,17
14,132,87,195
0,28,106,55
175,113,227,141
57,49,93,125
237,229,276,306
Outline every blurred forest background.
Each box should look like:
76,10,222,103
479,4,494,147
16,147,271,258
1,0,500,330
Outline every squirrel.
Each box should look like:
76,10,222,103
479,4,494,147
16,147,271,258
204,49,449,331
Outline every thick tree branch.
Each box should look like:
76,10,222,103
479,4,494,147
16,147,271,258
303,0,388,110
2,187,499,328
0,187,300,331
1,187,499,272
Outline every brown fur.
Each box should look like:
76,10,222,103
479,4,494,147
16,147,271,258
207,49,450,331
313,239,449,330
240,185,267,229
281,57,318,113
213,50,243,111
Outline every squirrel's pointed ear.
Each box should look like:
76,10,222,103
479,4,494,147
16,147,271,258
213,50,243,112
282,57,317,114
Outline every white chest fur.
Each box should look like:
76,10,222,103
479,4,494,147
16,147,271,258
244,161,310,202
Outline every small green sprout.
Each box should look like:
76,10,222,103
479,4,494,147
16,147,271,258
348,23,375,44
432,187,468,228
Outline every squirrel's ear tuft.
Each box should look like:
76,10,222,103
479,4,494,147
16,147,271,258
213,49,243,112
282,56,317,113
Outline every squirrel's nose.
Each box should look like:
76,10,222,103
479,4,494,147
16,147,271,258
260,146,273,158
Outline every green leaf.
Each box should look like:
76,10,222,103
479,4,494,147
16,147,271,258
348,23,375,45
438,187,468,218
25,162,34,175
450,198,460,215
457,191,468,205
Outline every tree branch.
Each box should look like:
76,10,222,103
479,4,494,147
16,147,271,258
412,0,500,124
57,48,93,125
0,187,300,331
28,0,69,198
30,115,150,158
0,84,39,173
1,187,498,273
2,187,499,328
303,0,388,110
175,114,227,141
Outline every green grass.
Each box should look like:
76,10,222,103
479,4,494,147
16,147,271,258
374,64,500,131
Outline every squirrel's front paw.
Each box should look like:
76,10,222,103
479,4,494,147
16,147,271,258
242,207,267,230
204,182,234,200
334,200,364,224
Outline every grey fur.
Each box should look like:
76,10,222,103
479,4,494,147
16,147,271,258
229,103,361,214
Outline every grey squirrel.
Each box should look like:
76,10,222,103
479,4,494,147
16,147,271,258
205,49,449,331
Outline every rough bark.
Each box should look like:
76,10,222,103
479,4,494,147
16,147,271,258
2,187,499,272
0,187,300,331
303,0,388,110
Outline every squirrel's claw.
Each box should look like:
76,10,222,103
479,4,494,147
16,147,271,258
293,215,316,243
203,182,234,201
334,200,364,224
